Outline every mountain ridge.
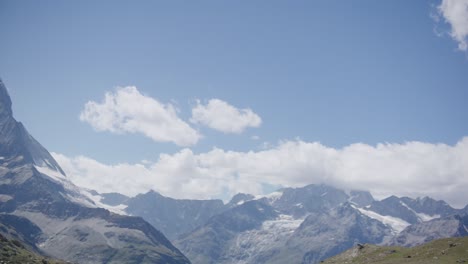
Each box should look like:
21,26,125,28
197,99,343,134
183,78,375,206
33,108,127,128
0,79,64,175
105,183,466,264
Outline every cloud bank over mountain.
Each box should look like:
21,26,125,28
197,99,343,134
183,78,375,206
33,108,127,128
80,87,263,147
191,99,262,133
79,86,201,146
54,137,468,208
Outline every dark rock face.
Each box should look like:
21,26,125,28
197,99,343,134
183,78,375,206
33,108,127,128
294,204,391,264
124,190,225,240
390,214,468,247
101,192,129,206
272,184,349,217
349,190,374,208
399,196,457,217
226,193,255,208
0,214,43,249
0,79,190,264
368,195,459,225
173,182,466,264
210,200,278,233
175,200,278,264
369,196,420,224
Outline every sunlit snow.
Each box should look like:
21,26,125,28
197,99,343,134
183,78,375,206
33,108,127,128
34,165,127,215
227,214,304,263
354,206,410,234
399,201,440,222
254,191,283,204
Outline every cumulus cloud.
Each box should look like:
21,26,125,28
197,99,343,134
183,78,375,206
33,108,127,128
190,99,262,133
436,0,468,51
79,86,201,146
54,137,468,208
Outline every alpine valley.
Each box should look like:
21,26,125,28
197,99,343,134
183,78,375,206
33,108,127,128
1,78,467,264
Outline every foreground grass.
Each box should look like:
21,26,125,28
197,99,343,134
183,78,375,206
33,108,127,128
0,233,69,264
322,237,468,264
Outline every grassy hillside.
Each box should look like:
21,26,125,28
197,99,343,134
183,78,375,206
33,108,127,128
0,233,69,264
322,236,468,264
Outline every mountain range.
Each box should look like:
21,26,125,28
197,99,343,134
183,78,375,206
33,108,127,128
96,184,467,264
1,78,467,264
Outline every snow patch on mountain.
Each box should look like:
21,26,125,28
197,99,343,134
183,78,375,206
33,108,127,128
399,201,440,222
41,159,62,173
225,214,304,263
416,211,440,222
355,206,410,234
81,191,128,215
237,200,246,205
262,214,304,231
34,165,127,215
35,165,95,208
0,194,13,202
35,165,67,181
35,165,81,196
254,191,283,204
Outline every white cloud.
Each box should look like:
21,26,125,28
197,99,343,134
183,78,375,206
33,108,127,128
79,86,201,146
190,99,262,133
437,0,468,51
54,137,468,208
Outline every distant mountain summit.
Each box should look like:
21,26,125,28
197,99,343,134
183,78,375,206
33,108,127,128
172,185,394,264
0,79,190,264
99,190,225,240
96,182,466,264
95,178,468,264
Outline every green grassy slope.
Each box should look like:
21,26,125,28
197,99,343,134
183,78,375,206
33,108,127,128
0,233,69,264
322,237,468,264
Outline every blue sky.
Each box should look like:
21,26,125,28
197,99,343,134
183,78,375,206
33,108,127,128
1,0,468,206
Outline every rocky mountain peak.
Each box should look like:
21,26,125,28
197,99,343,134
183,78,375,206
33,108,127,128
0,79,190,263
349,190,374,207
0,79,13,120
227,193,255,207
0,79,64,174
